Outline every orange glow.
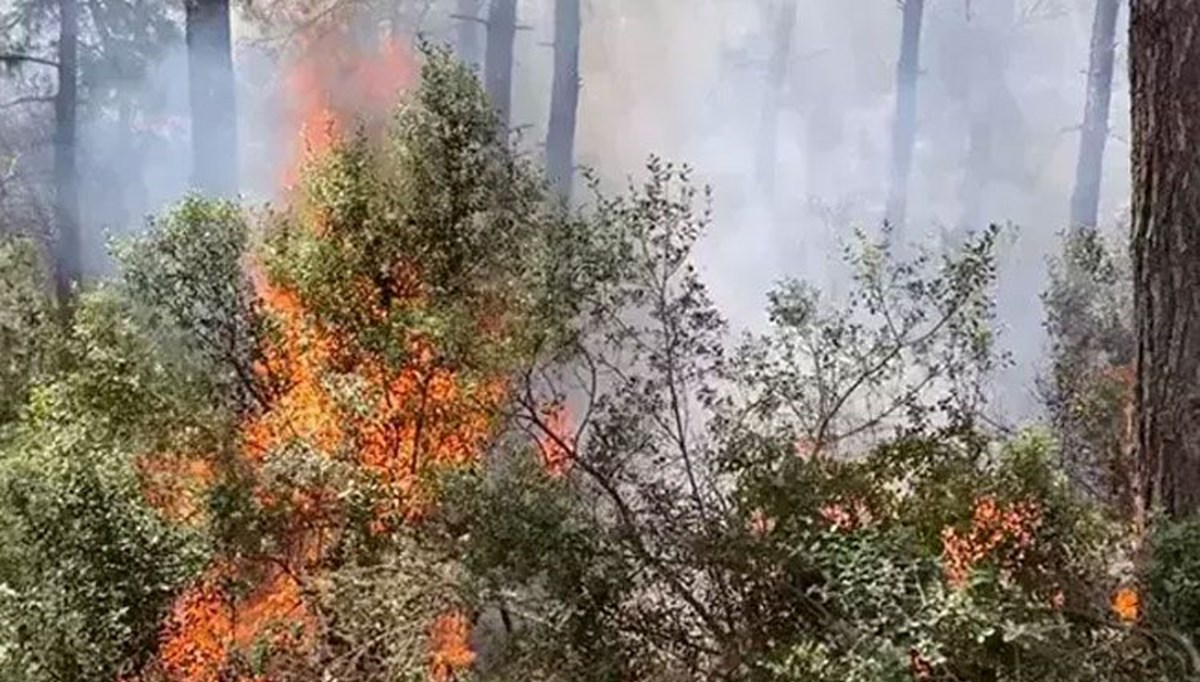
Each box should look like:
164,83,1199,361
282,33,416,190
429,610,476,682
156,564,312,682
941,495,1043,589
138,452,215,525
537,403,574,478
1112,586,1140,623
144,22,496,682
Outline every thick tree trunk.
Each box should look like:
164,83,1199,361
546,0,581,201
185,0,237,197
484,0,517,127
885,0,925,232
756,0,798,201
456,0,485,71
1069,0,1121,231
53,0,79,303
1131,0,1200,519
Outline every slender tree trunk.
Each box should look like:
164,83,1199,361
1131,0,1200,519
185,0,237,197
53,0,79,303
456,0,484,71
546,0,581,201
955,0,1016,238
756,0,798,201
1069,0,1121,231
886,0,925,232
484,0,517,127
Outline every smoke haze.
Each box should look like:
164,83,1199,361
2,0,1132,422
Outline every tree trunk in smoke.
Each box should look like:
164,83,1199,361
1131,0,1200,519
546,0,581,201
886,0,925,232
955,0,1016,238
1069,0,1121,231
756,0,798,202
53,0,79,303
484,0,517,127
456,0,485,71
185,0,237,198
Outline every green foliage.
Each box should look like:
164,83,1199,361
1041,226,1135,507
0,236,56,427
1149,520,1200,638
263,44,594,378
0,289,212,682
0,439,204,682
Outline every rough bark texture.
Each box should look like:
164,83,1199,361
546,0,581,201
54,0,79,302
756,0,798,202
456,0,485,71
185,0,237,197
1131,0,1200,519
484,0,517,127
885,0,924,232
1070,0,1121,231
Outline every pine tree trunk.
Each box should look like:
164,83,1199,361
54,0,79,303
456,0,484,71
484,0,517,127
1131,0,1200,519
1069,0,1121,231
546,0,581,201
885,0,925,232
756,0,798,202
185,0,237,197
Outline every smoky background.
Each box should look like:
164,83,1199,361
0,0,1131,423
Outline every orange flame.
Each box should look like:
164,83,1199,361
429,610,476,682
282,32,416,190
143,26,497,682
538,403,574,478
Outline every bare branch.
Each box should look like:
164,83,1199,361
0,53,59,68
450,13,488,25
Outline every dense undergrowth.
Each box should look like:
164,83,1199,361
2,46,1200,682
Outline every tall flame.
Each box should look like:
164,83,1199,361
282,32,416,190
144,27,487,682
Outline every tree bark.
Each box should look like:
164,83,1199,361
885,0,925,232
53,0,79,303
1069,0,1121,231
484,0,517,127
1131,0,1200,519
756,0,798,202
185,0,237,197
546,0,581,201
456,0,485,71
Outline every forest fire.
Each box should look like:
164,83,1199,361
281,32,416,190
143,29,494,682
